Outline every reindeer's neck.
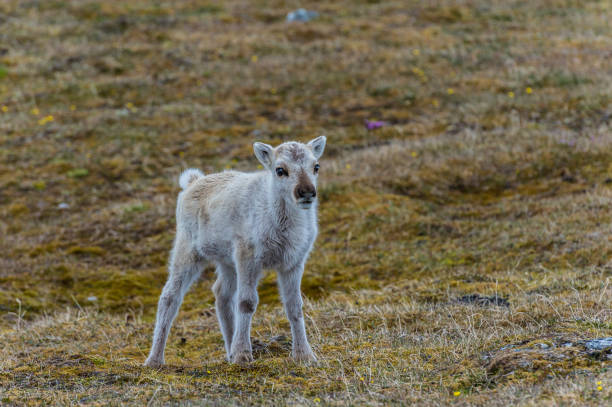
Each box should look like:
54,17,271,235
264,176,313,232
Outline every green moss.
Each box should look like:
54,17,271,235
32,180,46,190
67,168,89,178
421,5,473,23
123,202,149,214
29,242,61,258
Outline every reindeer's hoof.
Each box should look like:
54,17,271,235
292,349,318,364
144,357,164,368
230,351,254,366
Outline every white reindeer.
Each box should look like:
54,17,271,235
144,136,326,367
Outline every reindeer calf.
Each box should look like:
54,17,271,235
144,137,326,367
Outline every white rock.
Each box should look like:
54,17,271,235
287,8,318,22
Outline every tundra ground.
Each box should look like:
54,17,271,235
0,0,611,405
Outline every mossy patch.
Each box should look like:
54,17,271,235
66,168,89,178
483,336,609,385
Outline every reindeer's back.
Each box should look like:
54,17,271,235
179,171,238,214
178,171,266,231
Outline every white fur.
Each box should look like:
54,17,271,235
179,168,204,190
144,137,326,367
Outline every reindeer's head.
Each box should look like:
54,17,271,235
253,136,326,210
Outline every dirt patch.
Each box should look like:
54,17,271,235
457,294,510,307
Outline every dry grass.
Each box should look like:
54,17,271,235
0,0,611,405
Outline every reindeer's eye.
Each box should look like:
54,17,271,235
276,167,287,177
314,164,320,174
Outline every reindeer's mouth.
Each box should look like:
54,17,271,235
297,199,314,209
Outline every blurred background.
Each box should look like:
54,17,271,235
0,1,611,405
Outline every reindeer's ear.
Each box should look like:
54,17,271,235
308,136,326,159
253,142,274,168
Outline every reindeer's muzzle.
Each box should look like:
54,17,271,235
294,172,316,209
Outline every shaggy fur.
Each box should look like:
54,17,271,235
144,137,326,367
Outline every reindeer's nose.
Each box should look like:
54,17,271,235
295,185,316,200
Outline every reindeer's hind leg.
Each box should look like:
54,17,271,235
229,240,262,366
145,233,205,367
212,262,237,360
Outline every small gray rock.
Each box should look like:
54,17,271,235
584,337,612,350
287,8,319,22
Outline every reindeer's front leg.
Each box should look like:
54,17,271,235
278,263,317,363
229,241,261,366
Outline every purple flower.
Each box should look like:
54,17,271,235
365,120,389,130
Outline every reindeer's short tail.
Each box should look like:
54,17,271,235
179,168,204,190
